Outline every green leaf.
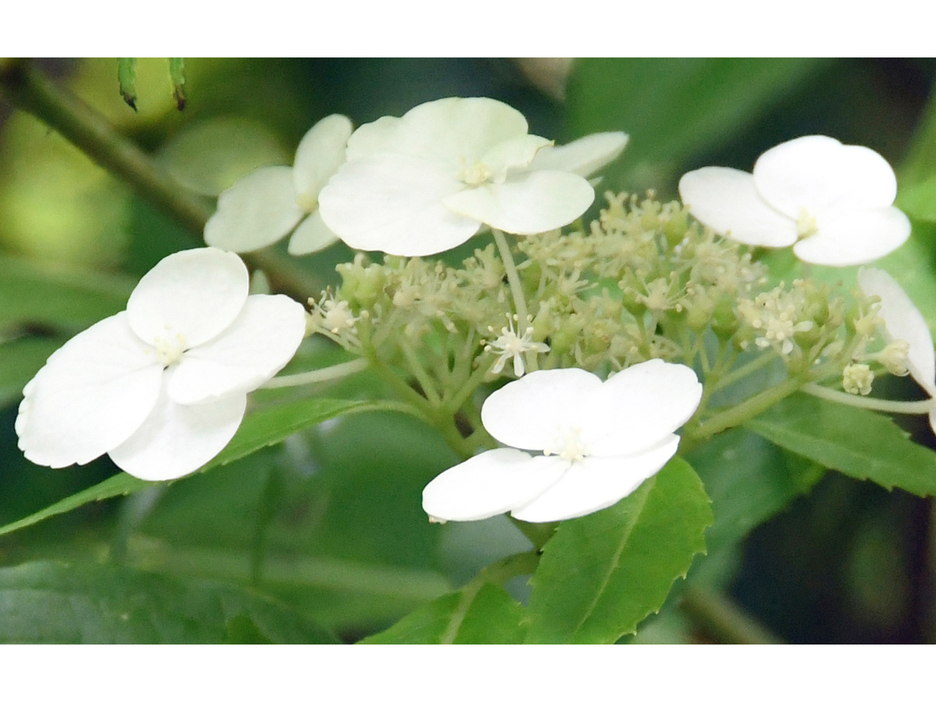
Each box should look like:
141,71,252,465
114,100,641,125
688,427,824,557
0,560,337,643
360,582,526,644
0,253,133,333
524,457,713,643
746,393,936,497
137,410,459,634
169,58,186,110
0,396,375,537
564,58,829,190
117,58,138,110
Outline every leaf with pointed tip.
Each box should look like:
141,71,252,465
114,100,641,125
0,396,375,537
746,393,936,497
524,457,712,643
360,581,526,644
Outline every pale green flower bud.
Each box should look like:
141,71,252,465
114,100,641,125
842,363,874,396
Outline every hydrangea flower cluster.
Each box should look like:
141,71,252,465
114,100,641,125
15,95,923,529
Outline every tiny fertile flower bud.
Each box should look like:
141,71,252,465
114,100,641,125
878,339,911,376
842,363,874,396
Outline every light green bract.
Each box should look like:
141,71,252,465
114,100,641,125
318,97,627,256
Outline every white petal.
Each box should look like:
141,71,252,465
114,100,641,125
510,437,680,523
15,312,164,468
168,294,306,404
318,154,480,256
678,167,797,247
528,132,629,177
585,359,702,456
481,134,552,177
858,267,936,392
108,378,246,481
287,210,339,255
127,248,249,349
345,115,406,160
753,135,898,219
348,97,529,166
442,171,594,234
292,114,353,200
204,167,304,253
481,368,602,451
792,207,911,266
422,449,569,522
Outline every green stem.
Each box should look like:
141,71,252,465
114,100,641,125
0,58,313,301
800,382,936,414
710,349,779,392
492,228,539,373
260,358,370,389
683,374,810,447
492,229,529,327
681,584,783,644
438,550,540,645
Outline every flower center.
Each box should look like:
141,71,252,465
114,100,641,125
153,331,187,366
456,160,494,187
795,207,818,239
296,192,318,214
544,425,590,463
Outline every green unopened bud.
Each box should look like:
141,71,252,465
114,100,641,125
663,207,689,247
550,319,583,355
711,298,739,338
685,291,716,332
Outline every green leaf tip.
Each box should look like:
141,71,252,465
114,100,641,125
169,58,186,111
117,58,138,112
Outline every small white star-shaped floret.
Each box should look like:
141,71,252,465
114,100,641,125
318,97,628,256
484,317,549,377
679,135,910,266
858,267,936,433
422,360,702,523
15,248,307,481
205,114,352,256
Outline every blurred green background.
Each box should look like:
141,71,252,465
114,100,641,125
2,58,936,643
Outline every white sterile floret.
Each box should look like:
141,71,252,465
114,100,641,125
15,248,307,481
422,360,702,523
317,97,628,256
204,114,353,255
678,135,910,266
858,267,936,432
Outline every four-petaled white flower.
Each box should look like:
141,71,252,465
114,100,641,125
422,360,702,523
204,114,353,255
679,135,910,266
15,248,307,481
318,97,628,256
857,267,936,433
